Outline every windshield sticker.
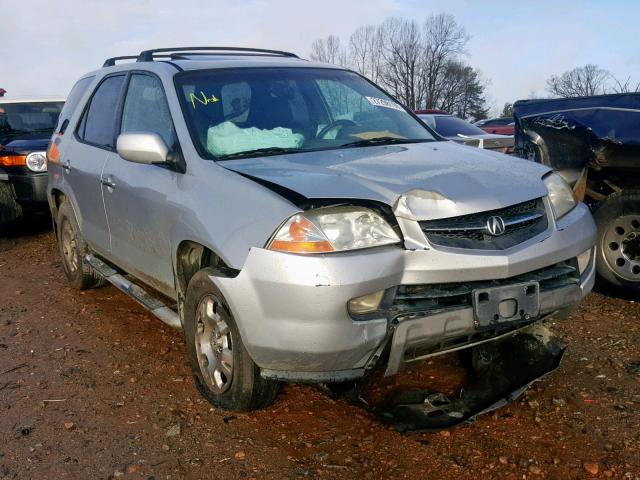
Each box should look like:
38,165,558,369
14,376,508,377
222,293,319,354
365,96,405,112
190,91,220,109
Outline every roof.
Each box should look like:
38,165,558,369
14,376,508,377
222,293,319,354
100,47,342,73
172,56,338,72
0,97,66,104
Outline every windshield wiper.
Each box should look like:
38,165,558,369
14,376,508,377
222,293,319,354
217,146,304,160
338,137,430,149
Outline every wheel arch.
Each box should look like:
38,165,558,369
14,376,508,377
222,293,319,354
174,240,239,297
49,188,67,223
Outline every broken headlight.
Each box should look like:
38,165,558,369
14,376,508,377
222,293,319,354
544,173,576,220
268,206,400,254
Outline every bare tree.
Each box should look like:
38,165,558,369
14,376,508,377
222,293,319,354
309,13,489,118
348,25,384,83
610,75,640,94
546,64,610,97
378,17,425,109
420,13,469,109
437,60,487,120
310,35,347,65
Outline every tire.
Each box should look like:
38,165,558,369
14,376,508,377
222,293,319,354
56,199,106,290
593,190,640,293
0,182,23,228
183,268,279,411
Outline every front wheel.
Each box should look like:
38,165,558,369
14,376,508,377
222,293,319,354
183,268,279,411
594,190,640,293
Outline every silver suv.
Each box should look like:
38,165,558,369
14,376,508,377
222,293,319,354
47,47,597,412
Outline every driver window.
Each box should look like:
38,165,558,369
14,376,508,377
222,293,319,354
121,74,175,147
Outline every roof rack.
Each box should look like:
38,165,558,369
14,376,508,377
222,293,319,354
103,56,140,67
136,46,299,62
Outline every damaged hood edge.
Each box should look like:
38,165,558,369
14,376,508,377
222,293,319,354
220,142,550,221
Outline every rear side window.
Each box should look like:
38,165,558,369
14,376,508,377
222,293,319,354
56,76,94,134
78,75,125,148
121,74,175,147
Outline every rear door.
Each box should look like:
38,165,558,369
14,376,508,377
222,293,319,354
64,74,126,254
102,72,182,295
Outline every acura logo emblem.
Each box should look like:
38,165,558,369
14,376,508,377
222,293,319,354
486,216,506,236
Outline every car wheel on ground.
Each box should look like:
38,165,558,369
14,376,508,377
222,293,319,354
0,182,23,227
56,199,106,290
183,268,279,411
594,190,640,293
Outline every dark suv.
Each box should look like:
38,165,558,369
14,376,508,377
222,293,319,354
0,97,65,226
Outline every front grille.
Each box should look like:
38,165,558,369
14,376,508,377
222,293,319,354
419,198,548,250
391,259,580,316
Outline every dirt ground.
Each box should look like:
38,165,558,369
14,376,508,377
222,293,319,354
1,222,639,480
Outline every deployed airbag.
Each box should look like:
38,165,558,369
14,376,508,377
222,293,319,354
207,121,304,156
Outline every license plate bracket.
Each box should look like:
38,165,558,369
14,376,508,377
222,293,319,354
472,281,540,327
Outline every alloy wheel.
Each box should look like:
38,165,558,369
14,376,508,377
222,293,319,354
194,294,234,394
61,220,79,273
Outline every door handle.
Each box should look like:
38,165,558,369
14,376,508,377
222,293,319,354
62,160,71,172
101,177,116,190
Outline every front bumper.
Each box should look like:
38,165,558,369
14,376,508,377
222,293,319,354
0,167,48,204
211,203,596,382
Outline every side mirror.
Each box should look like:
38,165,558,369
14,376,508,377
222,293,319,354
116,132,169,165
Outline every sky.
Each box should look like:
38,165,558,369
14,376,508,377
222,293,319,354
1,0,638,116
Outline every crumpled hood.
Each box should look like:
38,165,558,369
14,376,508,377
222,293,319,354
220,141,550,220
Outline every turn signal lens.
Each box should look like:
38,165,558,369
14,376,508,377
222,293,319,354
0,155,27,167
47,142,60,163
268,215,334,253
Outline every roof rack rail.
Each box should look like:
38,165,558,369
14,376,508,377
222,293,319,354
136,46,299,62
103,56,139,67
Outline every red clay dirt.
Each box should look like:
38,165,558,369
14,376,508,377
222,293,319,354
1,226,639,479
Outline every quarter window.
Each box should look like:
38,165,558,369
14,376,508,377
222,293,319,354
121,74,175,147
57,76,94,133
80,75,126,148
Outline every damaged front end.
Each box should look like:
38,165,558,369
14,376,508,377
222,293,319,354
513,94,640,291
372,324,564,432
513,93,640,203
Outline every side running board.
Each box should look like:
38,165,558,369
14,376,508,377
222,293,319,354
84,255,181,329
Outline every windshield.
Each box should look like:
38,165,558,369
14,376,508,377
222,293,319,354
418,114,487,137
175,68,436,159
0,102,64,143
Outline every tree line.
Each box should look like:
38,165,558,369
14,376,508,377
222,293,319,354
546,64,640,98
310,14,490,121
311,14,639,121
